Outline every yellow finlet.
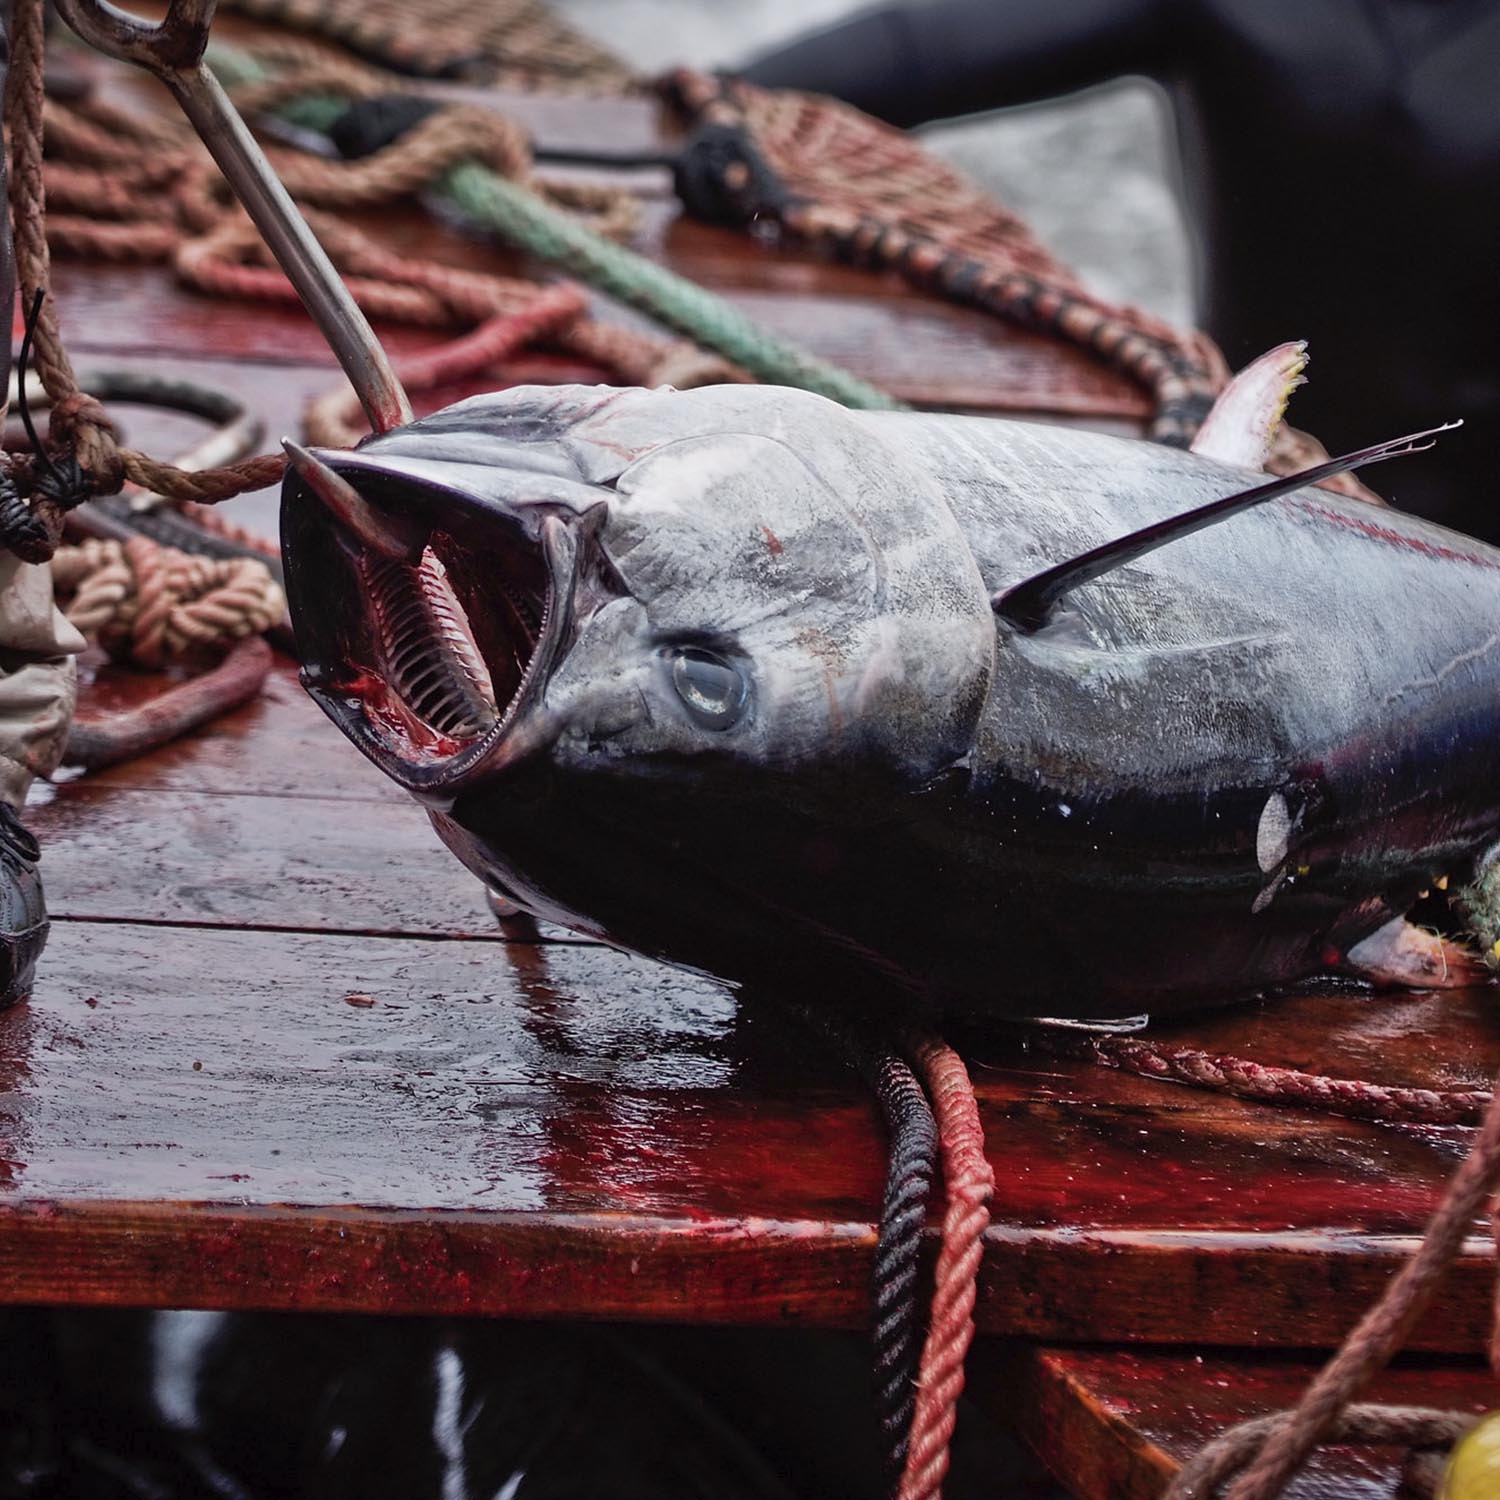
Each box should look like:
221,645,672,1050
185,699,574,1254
1190,341,1309,471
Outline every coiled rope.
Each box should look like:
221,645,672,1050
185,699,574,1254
52,536,284,669
218,0,636,94
210,44,906,412
664,68,1222,447
7,0,756,514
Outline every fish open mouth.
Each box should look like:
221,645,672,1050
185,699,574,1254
281,444,575,798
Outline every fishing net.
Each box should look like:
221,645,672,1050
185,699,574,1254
662,69,1376,501
666,68,1224,446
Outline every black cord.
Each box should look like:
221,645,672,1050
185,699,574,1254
778,1001,937,1494
865,1046,937,1491
0,291,61,562
15,287,57,488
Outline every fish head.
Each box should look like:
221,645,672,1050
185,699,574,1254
282,384,994,955
284,383,993,793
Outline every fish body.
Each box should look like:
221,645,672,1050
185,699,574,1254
282,384,1500,1019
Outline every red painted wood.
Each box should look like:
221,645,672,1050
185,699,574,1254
999,1346,1499,1500
31,780,497,939
1,899,1494,1342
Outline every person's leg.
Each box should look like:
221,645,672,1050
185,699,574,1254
0,552,83,1006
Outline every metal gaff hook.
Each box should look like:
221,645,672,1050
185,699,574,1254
50,0,413,435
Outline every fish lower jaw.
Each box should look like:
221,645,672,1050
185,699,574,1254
320,522,565,793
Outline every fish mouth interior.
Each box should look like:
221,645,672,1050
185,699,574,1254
292,470,558,786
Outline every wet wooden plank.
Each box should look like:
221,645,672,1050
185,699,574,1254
0,907,1493,1341
999,1346,1499,1500
74,660,400,803
48,247,1147,419
29,779,498,939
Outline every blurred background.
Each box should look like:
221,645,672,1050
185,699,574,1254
556,0,1195,326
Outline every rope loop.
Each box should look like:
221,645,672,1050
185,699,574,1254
1164,1405,1473,1500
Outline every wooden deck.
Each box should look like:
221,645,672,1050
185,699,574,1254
5,37,1496,1496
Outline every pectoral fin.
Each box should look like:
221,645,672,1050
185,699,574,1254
1191,342,1308,470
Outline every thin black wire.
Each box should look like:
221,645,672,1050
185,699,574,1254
0,290,59,562
15,287,59,488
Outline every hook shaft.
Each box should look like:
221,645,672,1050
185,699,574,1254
52,0,412,434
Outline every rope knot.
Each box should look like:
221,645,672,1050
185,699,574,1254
46,391,124,498
327,94,443,160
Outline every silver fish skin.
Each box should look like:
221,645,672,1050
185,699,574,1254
282,384,1500,1018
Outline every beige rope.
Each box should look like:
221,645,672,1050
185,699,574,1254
53,536,285,668
217,0,637,93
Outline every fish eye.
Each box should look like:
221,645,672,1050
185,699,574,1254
667,647,748,730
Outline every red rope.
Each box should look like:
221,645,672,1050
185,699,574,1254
1087,1035,1491,1127
1158,1069,1500,1500
897,1035,994,1500
396,284,589,389
303,283,589,447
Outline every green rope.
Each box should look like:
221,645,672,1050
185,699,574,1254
211,47,906,410
440,163,904,408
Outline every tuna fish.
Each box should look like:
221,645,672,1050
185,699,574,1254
280,372,1498,1022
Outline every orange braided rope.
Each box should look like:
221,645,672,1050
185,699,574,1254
305,282,590,446
898,1036,994,1500
52,535,285,668
1085,1035,1494,1127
